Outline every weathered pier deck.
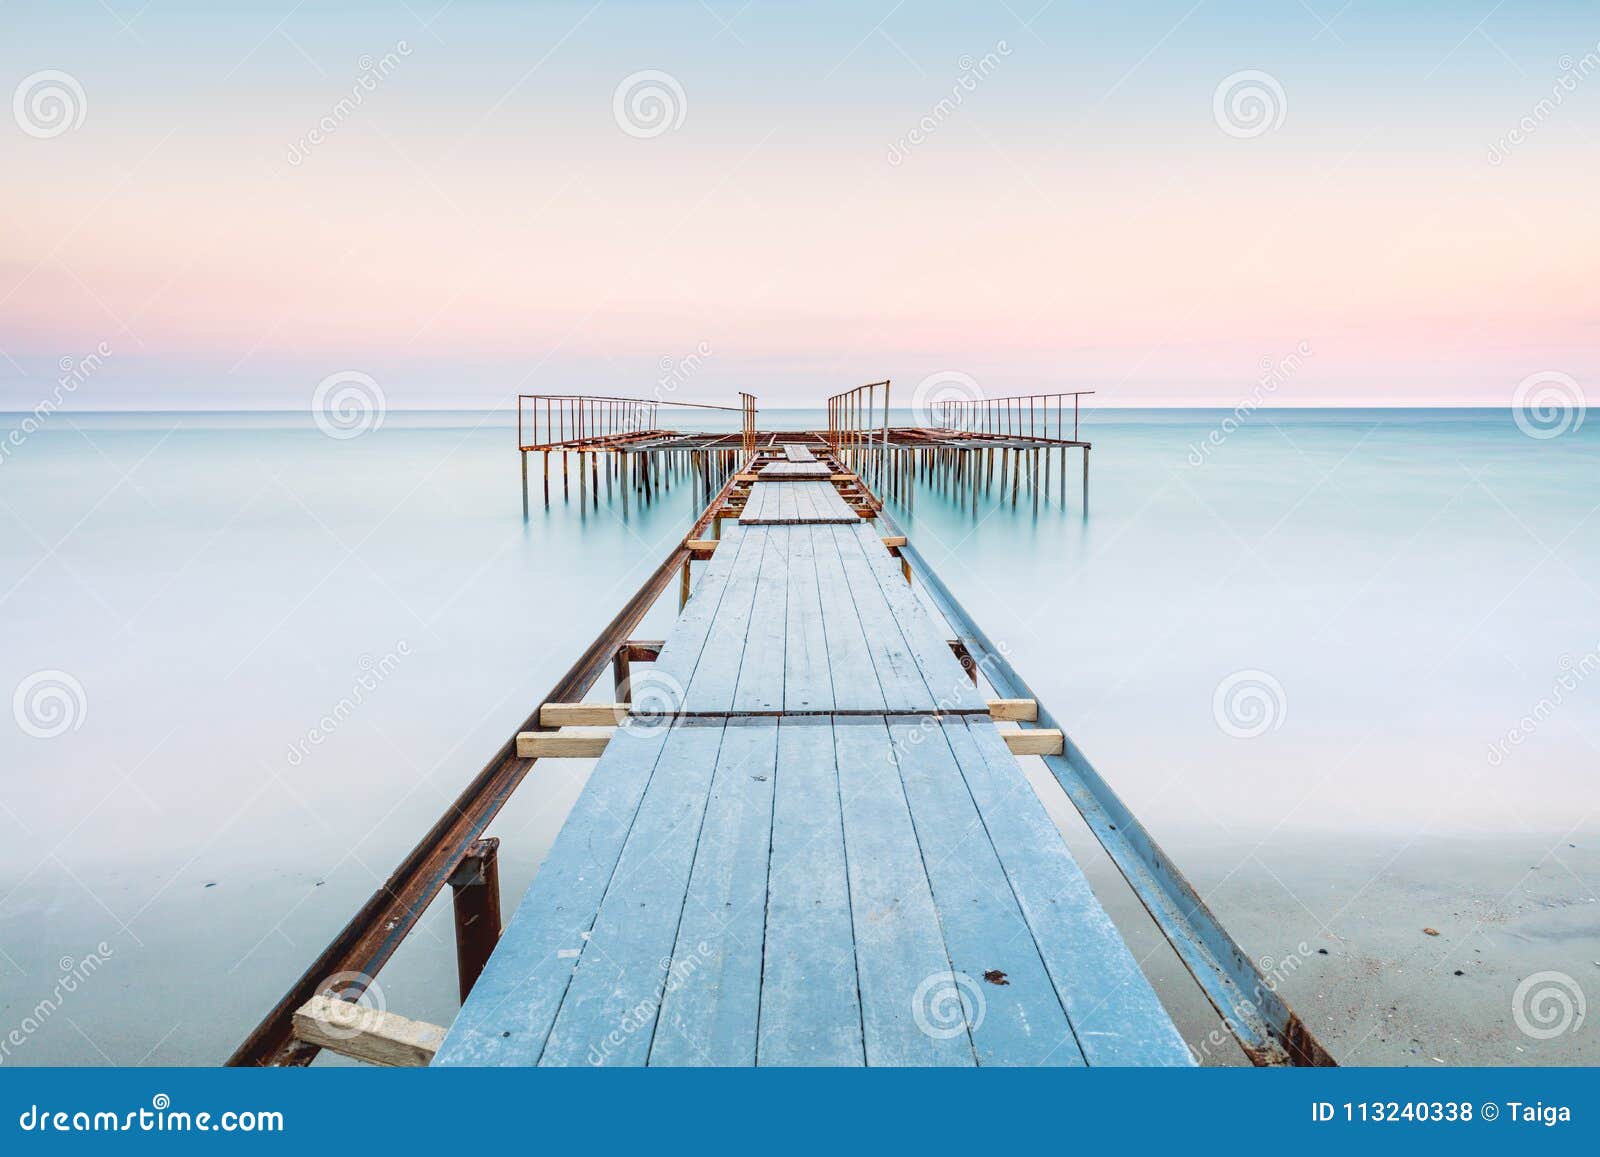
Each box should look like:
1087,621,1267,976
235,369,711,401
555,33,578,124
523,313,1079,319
434,450,1189,1066
235,391,1334,1070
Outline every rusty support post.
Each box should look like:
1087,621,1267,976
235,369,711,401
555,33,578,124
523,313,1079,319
679,559,691,609
447,837,502,1004
612,645,632,700
521,450,529,520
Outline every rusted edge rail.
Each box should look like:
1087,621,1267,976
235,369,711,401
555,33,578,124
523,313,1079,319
882,509,1336,1067
227,460,752,1066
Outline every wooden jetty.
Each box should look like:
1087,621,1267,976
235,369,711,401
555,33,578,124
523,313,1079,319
229,387,1335,1070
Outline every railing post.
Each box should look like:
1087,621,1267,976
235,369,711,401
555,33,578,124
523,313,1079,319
448,837,502,1004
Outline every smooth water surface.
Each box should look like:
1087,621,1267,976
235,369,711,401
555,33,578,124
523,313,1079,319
1,407,1595,1065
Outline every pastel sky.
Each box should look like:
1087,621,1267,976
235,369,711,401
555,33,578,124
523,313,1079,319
3,1,1597,409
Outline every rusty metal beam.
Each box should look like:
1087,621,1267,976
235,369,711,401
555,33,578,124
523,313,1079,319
226,460,753,1067
883,509,1337,1068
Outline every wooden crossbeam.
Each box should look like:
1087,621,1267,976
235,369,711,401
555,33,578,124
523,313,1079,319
517,729,612,758
987,698,1037,722
292,995,446,1067
685,539,718,559
540,703,630,727
1001,728,1064,756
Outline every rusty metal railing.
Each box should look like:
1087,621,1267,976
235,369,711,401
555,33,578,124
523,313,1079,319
826,380,890,472
929,390,1094,443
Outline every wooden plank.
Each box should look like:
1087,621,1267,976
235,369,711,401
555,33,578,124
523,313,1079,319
841,522,986,712
782,443,816,462
740,482,857,525
885,718,1083,1066
650,718,780,1065
832,715,974,1066
782,519,833,712
820,525,933,712
987,698,1037,722
516,729,612,758
759,716,864,1065
294,996,445,1067
949,716,1193,1065
1003,729,1064,756
681,525,770,713
808,526,888,714
539,703,629,727
433,725,675,1065
651,524,757,694
541,718,727,1065
732,526,789,712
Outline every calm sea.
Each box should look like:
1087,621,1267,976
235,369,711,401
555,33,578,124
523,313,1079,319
2,407,1595,1064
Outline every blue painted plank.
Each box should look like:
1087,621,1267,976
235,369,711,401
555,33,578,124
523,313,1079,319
950,716,1194,1066
539,718,727,1066
431,724,674,1066
650,523,754,695
832,715,975,1066
649,718,780,1066
885,717,1084,1066
821,525,934,712
782,521,834,711
733,527,788,712
808,527,888,714
842,522,987,712
681,526,770,712
759,717,864,1065
741,482,856,524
